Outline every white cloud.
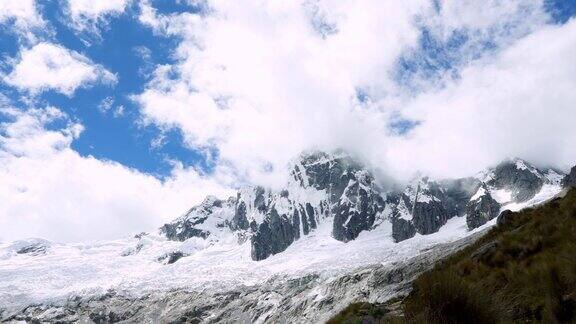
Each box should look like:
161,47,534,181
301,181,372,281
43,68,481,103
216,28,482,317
2,0,575,243
388,19,576,178
135,0,430,186
0,106,234,242
134,0,568,186
0,0,42,26
65,0,131,34
3,42,117,96
0,0,46,42
98,97,125,117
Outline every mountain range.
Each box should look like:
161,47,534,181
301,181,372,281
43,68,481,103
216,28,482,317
159,151,565,262
1,150,574,323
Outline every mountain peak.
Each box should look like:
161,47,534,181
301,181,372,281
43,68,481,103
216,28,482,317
158,151,568,261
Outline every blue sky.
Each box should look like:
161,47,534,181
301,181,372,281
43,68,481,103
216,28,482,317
0,1,210,177
1,0,576,241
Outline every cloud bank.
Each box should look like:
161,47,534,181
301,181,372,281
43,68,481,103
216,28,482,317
134,0,575,184
1,0,576,242
0,105,234,242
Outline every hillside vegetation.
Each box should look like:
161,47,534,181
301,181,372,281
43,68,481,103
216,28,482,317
330,189,576,323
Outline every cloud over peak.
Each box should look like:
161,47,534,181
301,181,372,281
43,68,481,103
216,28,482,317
134,0,573,184
3,42,117,96
0,0,575,242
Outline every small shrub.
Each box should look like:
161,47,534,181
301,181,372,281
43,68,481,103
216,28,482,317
543,266,576,323
327,302,387,324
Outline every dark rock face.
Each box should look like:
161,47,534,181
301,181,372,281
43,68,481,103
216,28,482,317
411,200,449,235
254,186,269,212
393,178,476,239
300,207,310,235
232,200,249,230
250,151,392,258
160,222,210,242
332,174,385,242
158,251,186,264
466,188,501,230
391,218,416,243
295,151,363,203
251,208,297,261
563,166,576,188
301,152,390,242
291,209,301,240
489,160,544,202
305,203,318,230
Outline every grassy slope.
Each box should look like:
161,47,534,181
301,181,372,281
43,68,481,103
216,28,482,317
329,189,576,324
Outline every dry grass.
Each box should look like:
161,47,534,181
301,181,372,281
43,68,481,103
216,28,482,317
330,189,576,324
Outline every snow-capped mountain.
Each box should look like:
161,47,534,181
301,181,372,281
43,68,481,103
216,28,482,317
0,151,571,323
159,152,565,261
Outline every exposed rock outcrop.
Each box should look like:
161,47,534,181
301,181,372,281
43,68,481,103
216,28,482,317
487,159,545,202
391,218,416,243
562,166,576,188
466,186,501,229
158,251,186,264
251,208,298,261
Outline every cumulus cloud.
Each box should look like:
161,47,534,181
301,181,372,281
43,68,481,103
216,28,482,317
65,0,131,34
135,0,430,186
390,19,576,178
0,0,46,42
134,0,571,185
0,105,235,242
3,42,117,96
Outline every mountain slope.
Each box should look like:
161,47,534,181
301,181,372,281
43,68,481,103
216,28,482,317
331,188,576,323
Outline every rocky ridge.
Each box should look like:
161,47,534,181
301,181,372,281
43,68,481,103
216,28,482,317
160,152,565,261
